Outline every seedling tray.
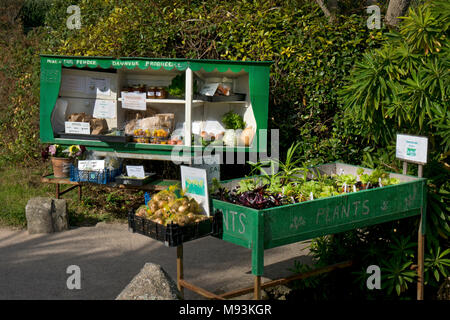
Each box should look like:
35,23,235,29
115,173,157,186
212,162,427,276
128,209,221,247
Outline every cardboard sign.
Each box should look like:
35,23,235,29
78,160,105,171
93,99,116,119
180,166,210,216
121,92,146,110
396,134,428,164
126,165,146,179
65,121,90,134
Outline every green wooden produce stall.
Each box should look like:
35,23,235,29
39,55,271,161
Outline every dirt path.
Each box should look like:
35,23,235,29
0,222,311,300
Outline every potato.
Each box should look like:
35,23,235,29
178,205,188,214
135,206,147,217
153,209,164,218
149,202,158,212
158,200,168,208
187,212,195,220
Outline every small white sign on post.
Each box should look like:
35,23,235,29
121,92,147,111
65,121,90,135
396,134,428,164
126,165,146,179
180,166,210,216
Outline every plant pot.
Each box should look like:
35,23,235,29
51,157,72,178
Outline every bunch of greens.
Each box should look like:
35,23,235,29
221,111,246,130
167,74,184,97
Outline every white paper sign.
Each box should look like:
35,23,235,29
396,134,428,164
61,75,85,93
121,92,147,111
192,121,202,135
180,166,210,216
65,121,90,134
126,165,146,179
78,160,105,171
86,77,111,96
200,83,219,96
93,99,116,119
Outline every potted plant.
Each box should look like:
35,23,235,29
42,144,86,178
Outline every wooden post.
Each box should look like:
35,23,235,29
403,161,408,175
417,164,425,300
254,275,261,300
56,184,60,199
177,245,184,298
78,185,82,201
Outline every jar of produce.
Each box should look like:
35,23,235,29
155,87,167,99
147,86,156,99
139,84,146,93
132,85,141,93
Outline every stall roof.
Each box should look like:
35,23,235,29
40,54,273,72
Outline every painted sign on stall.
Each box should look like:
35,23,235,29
180,166,210,216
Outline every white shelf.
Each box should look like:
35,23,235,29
118,98,185,104
117,98,246,106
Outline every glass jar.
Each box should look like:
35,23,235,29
155,87,167,99
147,86,156,99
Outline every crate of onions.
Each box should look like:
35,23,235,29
128,186,218,247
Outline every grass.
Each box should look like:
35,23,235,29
0,163,146,229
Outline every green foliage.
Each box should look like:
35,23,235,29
221,111,246,130
18,0,52,32
0,2,44,165
334,1,450,299
341,1,449,152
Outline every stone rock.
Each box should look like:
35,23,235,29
51,199,68,232
116,263,182,300
25,197,68,234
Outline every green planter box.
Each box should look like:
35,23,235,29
212,162,427,276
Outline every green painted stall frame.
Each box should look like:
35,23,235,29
176,162,427,299
39,55,272,160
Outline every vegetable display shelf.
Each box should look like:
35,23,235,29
40,55,271,160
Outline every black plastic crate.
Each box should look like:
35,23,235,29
128,209,221,247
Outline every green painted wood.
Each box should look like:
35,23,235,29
212,164,427,276
40,55,271,155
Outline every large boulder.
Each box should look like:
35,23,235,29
25,197,68,234
116,263,182,300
